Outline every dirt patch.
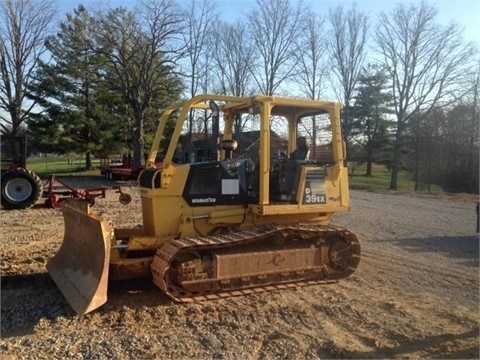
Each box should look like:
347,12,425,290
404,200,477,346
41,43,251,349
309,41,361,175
1,178,479,359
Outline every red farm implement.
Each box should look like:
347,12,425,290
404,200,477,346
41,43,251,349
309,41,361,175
43,175,131,208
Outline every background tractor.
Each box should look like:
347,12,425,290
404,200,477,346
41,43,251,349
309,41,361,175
1,134,43,210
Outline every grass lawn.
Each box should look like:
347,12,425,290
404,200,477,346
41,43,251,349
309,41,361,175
348,163,443,193
26,156,443,193
27,156,102,178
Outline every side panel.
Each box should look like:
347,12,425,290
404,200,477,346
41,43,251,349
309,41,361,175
182,160,249,207
139,165,190,237
300,168,327,205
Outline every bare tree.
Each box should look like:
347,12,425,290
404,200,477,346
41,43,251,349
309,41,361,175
247,0,306,95
295,12,329,158
211,19,255,98
0,0,56,140
210,19,256,136
328,4,369,162
296,13,328,101
182,0,216,137
182,0,216,97
465,56,480,171
374,1,476,190
443,103,479,192
449,55,480,191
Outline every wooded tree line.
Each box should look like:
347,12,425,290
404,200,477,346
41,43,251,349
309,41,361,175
0,0,478,193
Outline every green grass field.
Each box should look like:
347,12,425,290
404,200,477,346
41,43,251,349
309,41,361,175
26,156,443,193
27,156,102,177
348,164,443,193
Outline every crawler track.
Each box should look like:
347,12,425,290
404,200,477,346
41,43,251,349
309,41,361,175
151,224,361,302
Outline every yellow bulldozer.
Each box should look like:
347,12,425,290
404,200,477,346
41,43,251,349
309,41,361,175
47,94,361,315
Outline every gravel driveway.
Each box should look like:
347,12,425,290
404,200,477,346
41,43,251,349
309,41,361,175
1,183,478,359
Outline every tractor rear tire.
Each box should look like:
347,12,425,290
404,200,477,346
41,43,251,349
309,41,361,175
1,168,43,210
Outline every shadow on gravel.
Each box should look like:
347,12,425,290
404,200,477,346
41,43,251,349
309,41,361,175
392,236,479,267
101,277,172,312
1,273,173,338
1,273,73,338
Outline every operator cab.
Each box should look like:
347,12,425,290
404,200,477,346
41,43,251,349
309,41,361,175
141,95,342,208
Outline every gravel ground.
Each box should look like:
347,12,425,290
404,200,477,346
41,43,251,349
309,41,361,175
1,178,478,359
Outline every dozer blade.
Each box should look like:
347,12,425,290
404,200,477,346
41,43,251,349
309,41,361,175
47,200,112,316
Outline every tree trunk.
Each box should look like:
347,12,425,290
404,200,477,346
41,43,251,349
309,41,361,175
85,151,92,170
389,138,401,190
342,107,350,167
414,148,419,191
132,108,145,168
366,149,373,176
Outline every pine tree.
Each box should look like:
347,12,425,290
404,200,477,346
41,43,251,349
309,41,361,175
27,6,121,168
351,66,394,176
